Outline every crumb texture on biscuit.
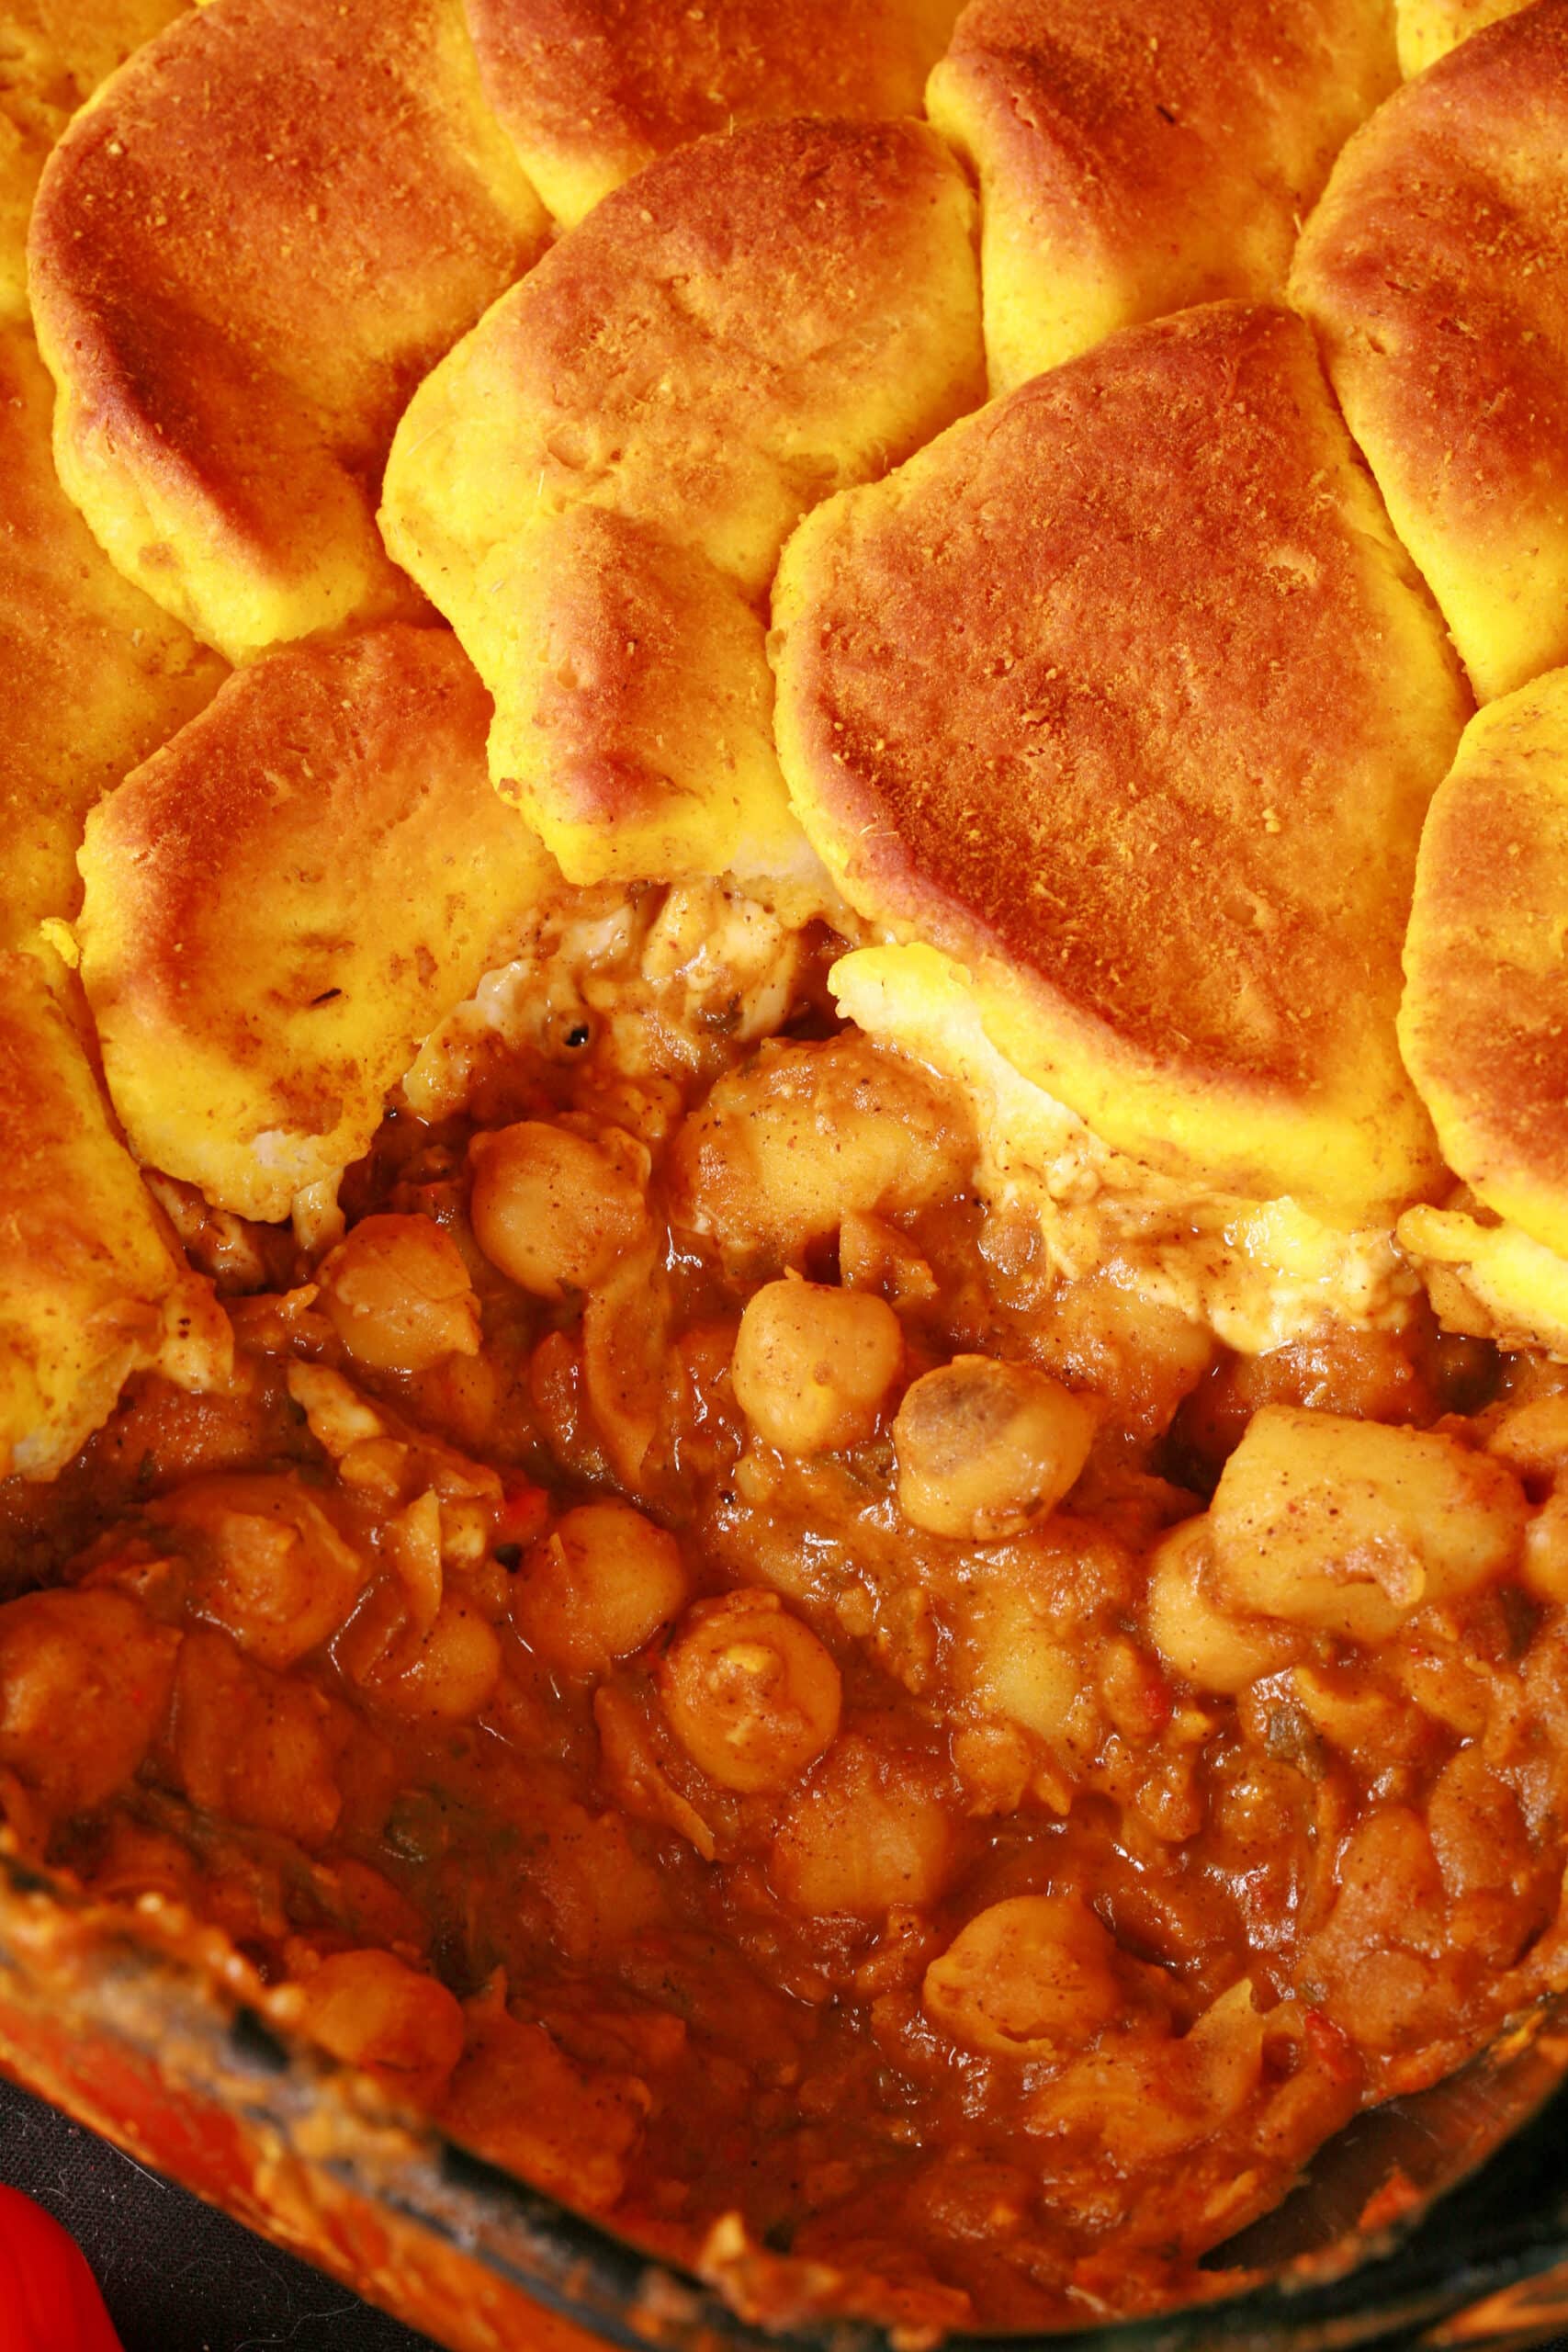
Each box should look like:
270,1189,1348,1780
1400,670,1568,1258
927,0,1396,393
1394,0,1538,77
76,627,558,1223
0,951,228,1481
381,118,983,887
28,0,549,663
0,324,224,955
0,0,188,324
773,301,1469,1219
1292,3,1568,705
466,0,964,225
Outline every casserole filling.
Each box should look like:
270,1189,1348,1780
3,882,1565,2335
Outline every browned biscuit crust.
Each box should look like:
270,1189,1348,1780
0,324,223,951
1291,2,1568,704
0,0,190,323
0,950,227,1481
773,303,1469,1215
77,626,557,1220
928,0,1395,390
28,0,547,661
466,0,964,224
381,117,981,884
1400,671,1568,1256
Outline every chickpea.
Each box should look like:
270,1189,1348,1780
771,1734,957,1916
296,1948,466,2106
1145,1516,1292,1696
513,1501,688,1677
895,1356,1097,1541
315,1215,478,1374
173,1628,344,1848
660,1590,840,1792
669,1034,971,1261
0,1589,178,1817
468,1121,646,1298
922,1894,1123,2058
155,1475,369,1670
361,1595,502,1724
731,1279,903,1454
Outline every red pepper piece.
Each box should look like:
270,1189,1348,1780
0,2182,124,2352
495,1476,549,1550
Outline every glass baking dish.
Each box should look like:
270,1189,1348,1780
4,1839,1567,2352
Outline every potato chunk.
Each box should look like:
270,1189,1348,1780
1211,1406,1526,1641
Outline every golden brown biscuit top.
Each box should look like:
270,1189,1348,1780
1400,672,1568,1257
466,0,964,223
386,116,982,607
28,0,547,657
0,0,189,322
927,0,1395,385
773,302,1468,1211
1289,1,1568,703
0,322,222,950
76,624,557,1221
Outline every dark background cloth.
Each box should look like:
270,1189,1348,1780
0,2073,434,2350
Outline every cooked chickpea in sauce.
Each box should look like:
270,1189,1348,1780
5,889,1568,2337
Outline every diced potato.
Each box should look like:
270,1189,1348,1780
1145,1517,1292,1695
1211,1406,1526,1641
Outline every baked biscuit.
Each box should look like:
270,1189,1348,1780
0,951,228,1481
465,0,964,226
76,627,558,1224
1395,0,1538,76
1399,1200,1568,1357
773,302,1469,1220
1291,3,1568,704
1400,670,1568,1256
0,0,187,324
28,0,548,663
0,325,222,956
382,118,982,888
927,0,1395,393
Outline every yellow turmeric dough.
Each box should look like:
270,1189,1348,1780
380,117,982,888
1400,671,1568,1260
1395,0,1538,77
0,953,228,1480
76,627,558,1223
